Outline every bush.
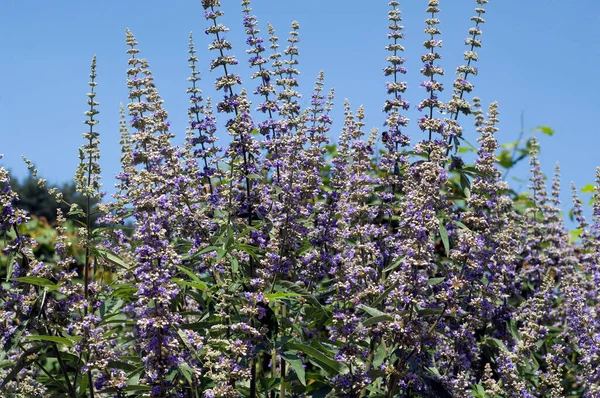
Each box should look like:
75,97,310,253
0,0,598,397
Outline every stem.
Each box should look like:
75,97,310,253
52,341,77,398
279,304,287,398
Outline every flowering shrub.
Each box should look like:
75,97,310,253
1,0,599,397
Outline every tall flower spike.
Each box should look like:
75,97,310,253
418,0,446,145
203,1,242,113
447,0,487,119
242,0,284,186
243,1,278,128
242,1,270,81
274,21,302,133
186,32,219,194
75,55,102,201
305,71,332,147
382,1,410,150
125,28,172,170
204,2,258,231
443,0,489,155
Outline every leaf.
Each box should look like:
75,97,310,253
193,245,220,257
569,228,583,243
427,277,445,286
285,342,343,376
12,276,57,290
276,281,326,314
282,352,306,386
172,278,207,291
78,370,90,396
230,255,239,274
418,308,445,316
581,184,595,194
507,320,520,341
106,360,138,372
174,265,203,285
438,219,450,256
99,385,152,393
4,251,16,282
95,248,130,270
534,125,555,136
452,221,471,231
497,150,514,169
265,292,302,302
370,282,398,308
383,256,404,273
362,315,393,327
23,335,74,347
178,362,195,385
358,304,386,317
459,172,471,192
484,337,509,352
463,186,471,199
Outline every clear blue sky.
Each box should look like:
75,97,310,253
1,0,599,222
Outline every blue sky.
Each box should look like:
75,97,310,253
1,0,599,223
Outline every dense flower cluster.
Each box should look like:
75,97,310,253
0,1,598,397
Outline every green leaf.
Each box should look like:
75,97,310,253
463,186,471,199
23,335,74,347
383,256,404,273
12,276,57,290
534,125,555,136
282,352,306,386
0,360,15,369
497,150,514,169
230,255,239,274
452,221,471,231
459,172,471,191
418,308,445,316
507,320,520,341
581,184,595,193
265,292,302,302
174,265,203,284
100,385,152,393
427,277,445,286
194,245,220,256
285,342,343,376
484,337,509,352
371,282,398,308
95,248,130,270
569,228,583,244
362,315,393,327
77,371,90,396
106,360,139,372
470,383,488,398
358,304,386,317
276,280,326,314
438,219,450,256
5,251,16,282
178,362,195,385
172,278,208,291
